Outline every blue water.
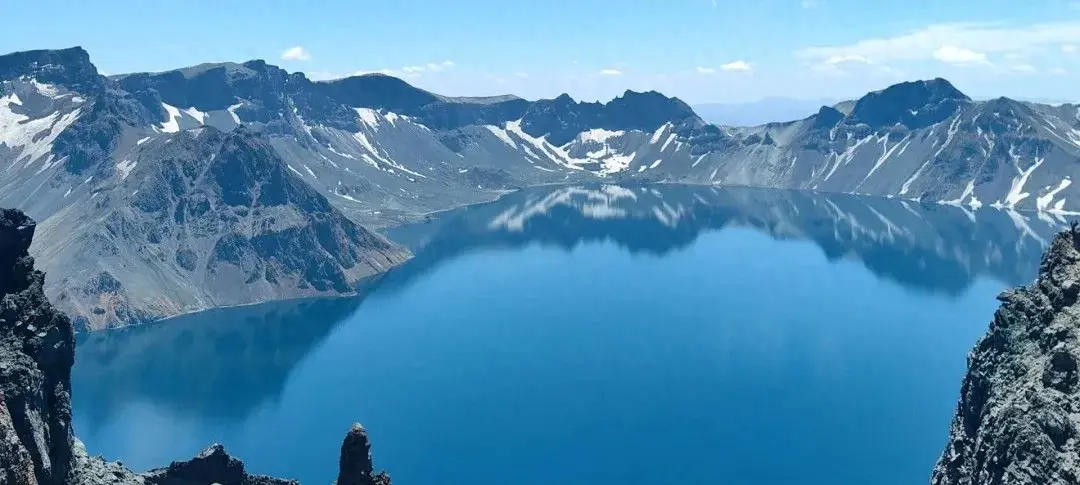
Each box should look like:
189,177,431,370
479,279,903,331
72,185,1056,485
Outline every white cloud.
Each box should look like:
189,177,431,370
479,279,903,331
1063,44,1078,53
800,0,818,8
515,72,529,78
280,46,311,61
825,54,870,65
798,21,1080,66
933,46,989,65
1010,64,1038,73
720,60,752,72
600,69,623,75
425,60,455,72
695,66,716,74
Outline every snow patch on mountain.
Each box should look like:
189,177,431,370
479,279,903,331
485,125,517,147
160,103,181,133
1036,178,1072,211
578,128,625,144
181,106,207,125
355,108,381,130
0,93,82,168
115,158,137,180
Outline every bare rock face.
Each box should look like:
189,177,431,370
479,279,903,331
932,224,1080,484
337,424,391,485
0,208,76,485
140,443,298,485
0,208,390,484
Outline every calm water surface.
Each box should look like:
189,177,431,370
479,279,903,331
72,185,1060,485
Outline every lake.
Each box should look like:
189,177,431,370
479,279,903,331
72,184,1061,485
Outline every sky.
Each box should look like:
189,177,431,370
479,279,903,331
4,0,1080,104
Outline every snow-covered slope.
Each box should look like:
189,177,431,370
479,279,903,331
3,46,1079,326
100,61,1080,219
0,48,409,329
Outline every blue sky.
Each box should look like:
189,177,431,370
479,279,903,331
4,0,1080,103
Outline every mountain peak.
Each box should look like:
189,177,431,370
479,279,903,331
868,78,969,104
554,93,575,104
0,46,100,91
607,89,696,123
848,77,970,129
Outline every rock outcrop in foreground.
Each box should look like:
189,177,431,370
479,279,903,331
0,208,390,484
932,224,1080,484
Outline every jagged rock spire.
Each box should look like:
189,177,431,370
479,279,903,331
337,423,391,485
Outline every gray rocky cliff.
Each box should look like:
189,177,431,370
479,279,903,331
0,208,75,485
932,224,1080,484
0,208,390,484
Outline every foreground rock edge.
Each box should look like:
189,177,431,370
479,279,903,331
0,207,390,485
931,222,1080,484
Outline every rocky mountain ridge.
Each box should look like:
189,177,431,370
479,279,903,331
4,46,1080,327
6,47,1078,225
1,48,410,329
0,208,392,485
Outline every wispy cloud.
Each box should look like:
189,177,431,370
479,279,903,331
720,60,752,72
695,66,716,74
1010,64,1037,73
280,46,311,61
426,60,455,72
798,21,1080,67
825,55,870,65
932,46,990,66
394,60,456,78
800,0,818,8
600,69,623,75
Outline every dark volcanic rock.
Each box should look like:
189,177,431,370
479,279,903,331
0,47,101,93
142,444,298,485
932,224,1080,484
520,90,699,146
337,424,391,485
848,78,970,129
0,208,391,485
0,208,76,485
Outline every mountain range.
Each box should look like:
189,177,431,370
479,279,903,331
2,46,1078,328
